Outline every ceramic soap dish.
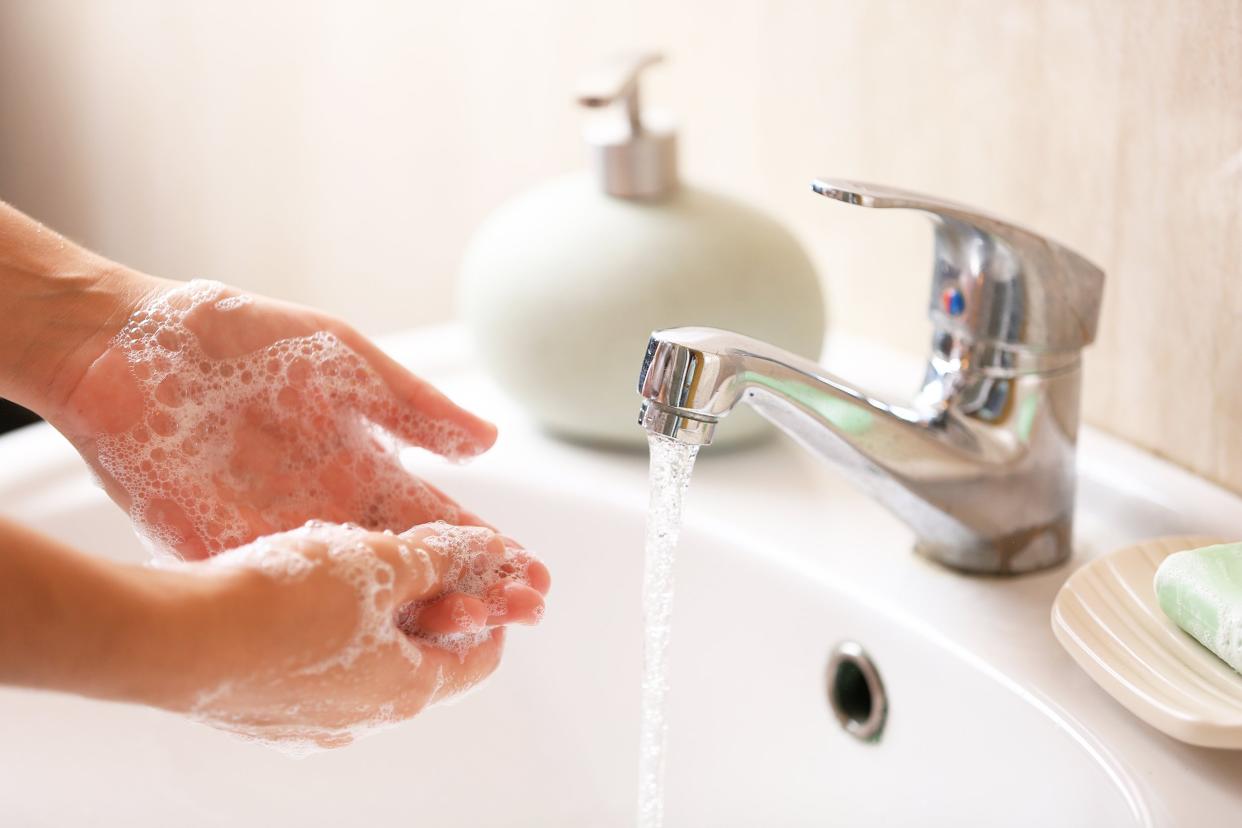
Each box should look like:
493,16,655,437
1052,534,1242,748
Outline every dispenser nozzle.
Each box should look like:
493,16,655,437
576,51,677,199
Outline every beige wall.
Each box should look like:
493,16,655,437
1,2,1240,492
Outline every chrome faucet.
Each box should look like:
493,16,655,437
637,179,1105,575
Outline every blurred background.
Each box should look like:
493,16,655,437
0,2,1239,489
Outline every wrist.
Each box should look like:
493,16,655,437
0,518,241,710
6,265,163,417
102,562,249,712
0,206,165,415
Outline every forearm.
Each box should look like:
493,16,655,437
0,516,229,710
0,202,157,415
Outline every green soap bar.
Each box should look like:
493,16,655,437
1155,542,1242,674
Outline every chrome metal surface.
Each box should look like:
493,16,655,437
811,179,1104,354
826,642,887,743
637,180,1105,574
577,51,677,199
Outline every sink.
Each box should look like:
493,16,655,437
0,327,1240,826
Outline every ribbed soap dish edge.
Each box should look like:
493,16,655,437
1051,535,1242,749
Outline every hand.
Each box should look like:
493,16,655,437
48,275,497,559
174,521,550,753
0,206,551,752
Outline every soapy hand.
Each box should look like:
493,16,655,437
0,204,550,755
50,277,497,559
179,521,549,753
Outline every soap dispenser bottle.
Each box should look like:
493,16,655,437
459,52,825,448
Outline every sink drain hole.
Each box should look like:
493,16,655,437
827,642,887,743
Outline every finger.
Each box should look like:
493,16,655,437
424,628,506,704
491,538,550,595
397,522,493,584
393,524,547,601
363,531,443,601
411,592,489,634
341,330,497,460
491,551,550,595
521,559,552,595
485,581,546,626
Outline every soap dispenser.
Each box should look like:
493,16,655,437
459,51,825,448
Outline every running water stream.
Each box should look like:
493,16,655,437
637,434,701,828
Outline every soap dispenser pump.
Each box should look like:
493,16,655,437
576,51,676,199
459,51,826,448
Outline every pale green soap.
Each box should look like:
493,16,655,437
1154,542,1242,674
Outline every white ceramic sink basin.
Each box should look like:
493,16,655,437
1,328,1240,826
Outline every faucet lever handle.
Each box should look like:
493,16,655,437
813,179,974,213
812,178,1105,354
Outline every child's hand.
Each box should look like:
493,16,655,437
173,521,549,753
50,276,496,559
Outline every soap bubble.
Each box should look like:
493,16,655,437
179,519,538,756
95,280,477,558
185,522,492,754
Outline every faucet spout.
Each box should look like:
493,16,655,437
638,327,921,446
638,326,1081,575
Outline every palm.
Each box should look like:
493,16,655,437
55,280,495,559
